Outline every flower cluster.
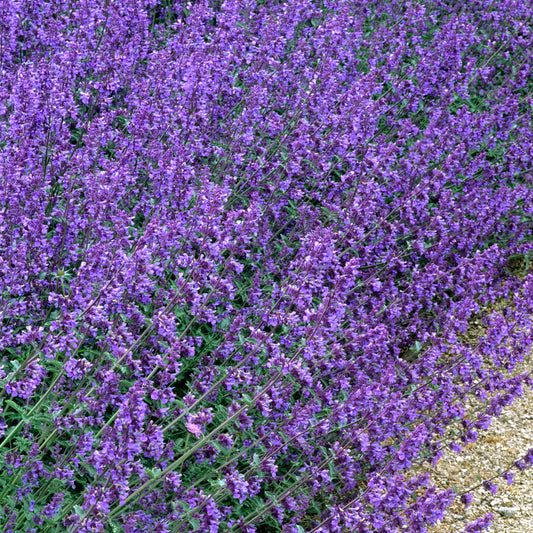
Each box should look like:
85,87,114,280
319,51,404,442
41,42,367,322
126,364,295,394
0,0,532,532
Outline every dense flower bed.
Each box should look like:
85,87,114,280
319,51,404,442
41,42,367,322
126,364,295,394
0,0,532,531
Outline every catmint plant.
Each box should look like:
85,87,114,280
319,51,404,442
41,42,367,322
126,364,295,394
0,0,532,532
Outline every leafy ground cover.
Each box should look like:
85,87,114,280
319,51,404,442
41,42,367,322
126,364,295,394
0,0,532,531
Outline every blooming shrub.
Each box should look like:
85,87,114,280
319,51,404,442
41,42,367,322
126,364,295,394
0,0,532,531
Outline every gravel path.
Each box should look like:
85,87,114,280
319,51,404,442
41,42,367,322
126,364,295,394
426,377,533,533
423,289,533,533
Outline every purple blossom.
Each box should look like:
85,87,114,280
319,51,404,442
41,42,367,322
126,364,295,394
462,513,493,533
185,422,203,438
0,0,532,531
501,472,514,485
461,493,474,508
482,481,499,495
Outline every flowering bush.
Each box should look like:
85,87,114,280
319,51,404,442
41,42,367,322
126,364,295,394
0,0,532,532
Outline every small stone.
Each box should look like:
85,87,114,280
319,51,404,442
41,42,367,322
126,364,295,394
494,507,519,518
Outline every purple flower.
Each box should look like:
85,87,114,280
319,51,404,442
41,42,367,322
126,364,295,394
482,481,498,495
461,493,473,508
463,513,493,533
1,0,532,530
185,422,202,438
501,472,514,485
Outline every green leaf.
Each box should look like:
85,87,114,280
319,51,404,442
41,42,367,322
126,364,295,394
6,400,27,417
119,380,134,390
109,519,124,533
80,462,98,477
265,491,279,505
176,500,191,512
241,393,253,405
47,358,65,371
210,477,226,488
219,317,231,330
9,359,21,372
190,518,200,531
148,467,161,480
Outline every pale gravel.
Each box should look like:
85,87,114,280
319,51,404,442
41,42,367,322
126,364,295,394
419,288,533,533
424,374,533,533
337,268,533,533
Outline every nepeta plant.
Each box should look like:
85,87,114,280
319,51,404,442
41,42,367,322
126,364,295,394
0,0,532,532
